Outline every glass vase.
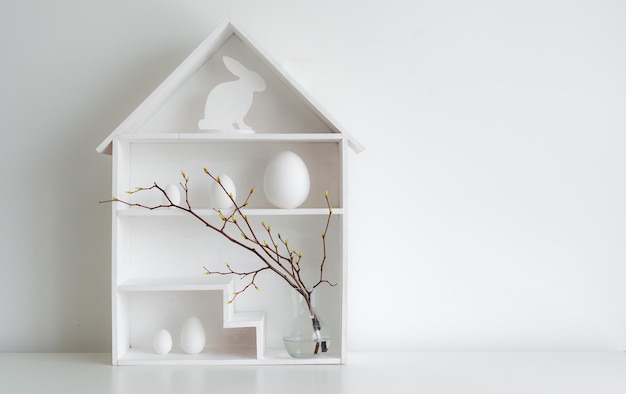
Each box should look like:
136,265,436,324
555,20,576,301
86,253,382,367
283,289,330,358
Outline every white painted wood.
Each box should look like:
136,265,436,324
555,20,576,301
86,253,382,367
116,349,340,366
96,18,363,155
117,276,265,362
115,138,343,210
104,19,357,366
118,275,232,291
117,207,344,217
119,132,344,142
340,138,349,362
111,136,347,364
110,138,128,365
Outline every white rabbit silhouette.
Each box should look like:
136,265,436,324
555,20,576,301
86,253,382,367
198,56,266,132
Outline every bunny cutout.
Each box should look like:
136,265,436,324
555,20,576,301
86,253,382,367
198,56,266,133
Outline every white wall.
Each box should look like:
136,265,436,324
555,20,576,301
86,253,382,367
1,0,625,352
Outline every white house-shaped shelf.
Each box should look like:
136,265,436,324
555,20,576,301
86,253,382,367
98,18,362,365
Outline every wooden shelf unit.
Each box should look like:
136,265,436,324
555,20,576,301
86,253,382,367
110,132,348,365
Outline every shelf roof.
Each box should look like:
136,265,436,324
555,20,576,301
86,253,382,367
97,18,363,155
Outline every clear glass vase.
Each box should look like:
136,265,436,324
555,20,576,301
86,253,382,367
283,289,330,358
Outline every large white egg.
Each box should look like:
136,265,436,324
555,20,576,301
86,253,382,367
209,174,237,210
152,328,173,355
263,151,310,209
180,316,206,355
163,184,181,205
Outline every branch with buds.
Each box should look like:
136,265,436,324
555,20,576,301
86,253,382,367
102,169,336,323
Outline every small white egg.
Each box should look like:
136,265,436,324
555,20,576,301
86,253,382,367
163,184,181,205
180,316,206,355
210,174,236,210
152,329,173,355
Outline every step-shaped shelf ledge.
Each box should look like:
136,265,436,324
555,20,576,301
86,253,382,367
118,276,265,361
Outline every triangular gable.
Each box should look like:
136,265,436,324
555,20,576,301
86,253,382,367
97,18,364,155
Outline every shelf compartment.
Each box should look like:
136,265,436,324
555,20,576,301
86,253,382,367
116,214,343,281
115,277,265,364
114,278,343,365
114,138,343,210
110,131,348,365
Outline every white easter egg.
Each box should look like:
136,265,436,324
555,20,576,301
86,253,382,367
152,329,173,355
180,316,206,355
210,174,236,209
264,151,310,209
163,184,181,205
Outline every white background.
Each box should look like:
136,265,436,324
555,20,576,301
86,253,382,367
1,0,625,352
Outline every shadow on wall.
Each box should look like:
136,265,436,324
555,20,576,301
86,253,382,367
1,43,206,352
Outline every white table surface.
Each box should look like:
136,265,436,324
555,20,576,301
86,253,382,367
1,352,626,393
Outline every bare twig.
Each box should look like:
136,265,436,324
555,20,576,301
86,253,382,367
102,169,335,316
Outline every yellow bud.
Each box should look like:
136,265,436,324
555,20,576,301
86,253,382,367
321,231,326,237
227,300,233,305
299,251,303,258
204,271,211,275
217,176,221,183
261,221,266,228
329,207,333,214
325,190,329,199
203,168,208,174
112,196,118,201
267,225,271,231
241,233,246,239
181,170,187,179
125,191,132,194
250,187,255,194
254,285,259,291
